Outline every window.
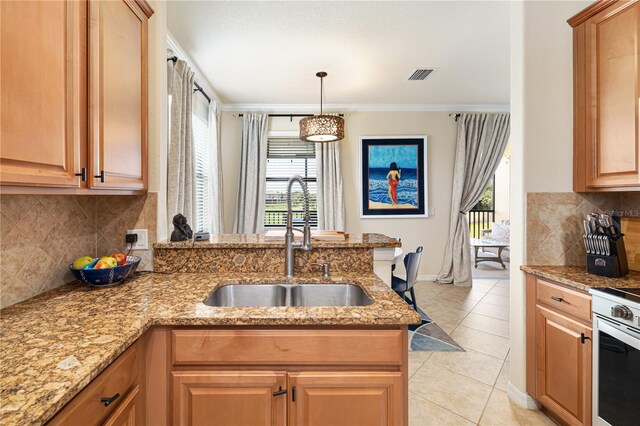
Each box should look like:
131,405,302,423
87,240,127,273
264,138,318,228
192,112,210,232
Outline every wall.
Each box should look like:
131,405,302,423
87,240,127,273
220,111,459,276
0,194,157,308
509,0,591,408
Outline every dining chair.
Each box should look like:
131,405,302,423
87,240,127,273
391,246,423,311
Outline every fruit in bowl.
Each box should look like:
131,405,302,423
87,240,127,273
95,256,117,269
72,256,94,270
112,252,127,266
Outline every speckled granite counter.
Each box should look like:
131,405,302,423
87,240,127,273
521,265,640,292
0,272,419,425
154,233,401,249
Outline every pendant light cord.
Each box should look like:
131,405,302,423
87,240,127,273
319,75,324,115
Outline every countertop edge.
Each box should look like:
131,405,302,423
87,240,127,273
520,265,640,292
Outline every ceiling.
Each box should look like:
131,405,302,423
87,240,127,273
167,1,510,108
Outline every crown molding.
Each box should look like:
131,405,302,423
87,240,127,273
219,103,510,113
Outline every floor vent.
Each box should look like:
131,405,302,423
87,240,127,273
408,69,435,81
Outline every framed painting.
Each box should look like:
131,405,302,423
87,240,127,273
360,136,428,218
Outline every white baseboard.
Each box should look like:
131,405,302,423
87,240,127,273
507,382,540,410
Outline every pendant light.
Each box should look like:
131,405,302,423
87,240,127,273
299,72,345,143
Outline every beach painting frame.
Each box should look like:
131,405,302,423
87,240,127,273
360,136,428,218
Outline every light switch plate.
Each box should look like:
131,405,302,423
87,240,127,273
126,229,148,250
428,206,435,216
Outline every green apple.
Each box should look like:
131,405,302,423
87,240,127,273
72,256,94,270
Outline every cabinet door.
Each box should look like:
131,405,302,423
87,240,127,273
172,371,286,426
535,306,592,426
0,0,85,187
288,372,403,426
88,0,148,190
584,1,640,190
103,385,139,426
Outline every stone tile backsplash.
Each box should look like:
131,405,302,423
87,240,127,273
526,192,636,266
0,193,157,308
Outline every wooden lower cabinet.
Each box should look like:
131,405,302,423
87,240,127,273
534,306,592,426
526,274,593,426
172,371,287,426
289,372,403,426
103,385,140,426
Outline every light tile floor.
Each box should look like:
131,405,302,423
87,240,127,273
408,279,555,426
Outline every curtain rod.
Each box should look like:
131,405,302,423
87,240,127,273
237,113,345,121
449,113,461,121
167,56,212,104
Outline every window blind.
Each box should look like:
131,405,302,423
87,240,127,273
192,113,210,232
265,138,318,228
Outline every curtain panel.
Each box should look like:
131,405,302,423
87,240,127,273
316,141,345,231
208,103,224,235
167,59,196,234
437,113,511,286
233,113,269,234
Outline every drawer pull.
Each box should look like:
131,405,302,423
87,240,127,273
100,392,120,407
581,333,591,344
272,386,287,397
75,168,87,181
550,296,564,303
292,386,296,402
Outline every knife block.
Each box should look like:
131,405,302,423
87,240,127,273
586,237,629,278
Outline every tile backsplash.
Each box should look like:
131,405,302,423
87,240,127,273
527,192,638,266
0,193,157,308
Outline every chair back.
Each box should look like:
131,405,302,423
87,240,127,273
403,246,423,288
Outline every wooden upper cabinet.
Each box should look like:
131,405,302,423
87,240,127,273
172,371,287,426
0,0,85,187
570,0,640,191
288,372,403,426
535,306,592,426
88,0,151,190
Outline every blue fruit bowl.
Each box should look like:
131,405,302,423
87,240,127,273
69,255,142,287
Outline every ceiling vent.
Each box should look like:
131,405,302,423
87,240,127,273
407,68,435,81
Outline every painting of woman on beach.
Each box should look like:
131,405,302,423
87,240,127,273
360,136,428,218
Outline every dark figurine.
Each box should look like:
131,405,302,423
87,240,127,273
171,214,193,242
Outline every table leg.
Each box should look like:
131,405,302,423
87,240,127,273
497,246,505,269
474,246,479,268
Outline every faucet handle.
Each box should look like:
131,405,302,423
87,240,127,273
312,263,330,278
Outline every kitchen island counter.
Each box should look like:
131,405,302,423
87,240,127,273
0,272,419,425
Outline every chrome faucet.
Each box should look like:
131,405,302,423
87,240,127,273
285,175,312,277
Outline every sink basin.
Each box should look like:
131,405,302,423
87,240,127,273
204,284,287,307
203,284,373,307
290,284,373,307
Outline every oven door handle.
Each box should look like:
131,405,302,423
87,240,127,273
597,319,640,351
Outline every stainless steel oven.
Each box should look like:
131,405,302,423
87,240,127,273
591,288,640,426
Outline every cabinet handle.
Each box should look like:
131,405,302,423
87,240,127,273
292,386,296,402
94,170,105,183
272,386,287,397
75,167,87,181
550,296,564,303
100,392,120,407
581,333,591,344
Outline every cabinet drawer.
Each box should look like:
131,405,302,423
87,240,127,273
48,343,139,426
172,329,403,366
536,278,591,322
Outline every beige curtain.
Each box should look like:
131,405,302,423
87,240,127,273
167,59,196,232
316,141,345,231
233,113,268,233
437,113,511,286
208,103,224,235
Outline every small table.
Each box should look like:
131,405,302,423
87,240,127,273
393,248,404,266
470,238,509,269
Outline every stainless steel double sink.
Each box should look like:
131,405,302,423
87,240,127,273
203,284,373,307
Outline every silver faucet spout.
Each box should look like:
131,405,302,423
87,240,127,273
285,175,312,277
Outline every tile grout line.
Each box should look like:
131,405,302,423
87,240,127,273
409,389,480,425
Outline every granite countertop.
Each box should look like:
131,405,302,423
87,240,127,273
521,265,640,292
154,233,402,249
0,272,419,425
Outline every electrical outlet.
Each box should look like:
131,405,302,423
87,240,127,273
126,229,148,250
428,206,435,216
